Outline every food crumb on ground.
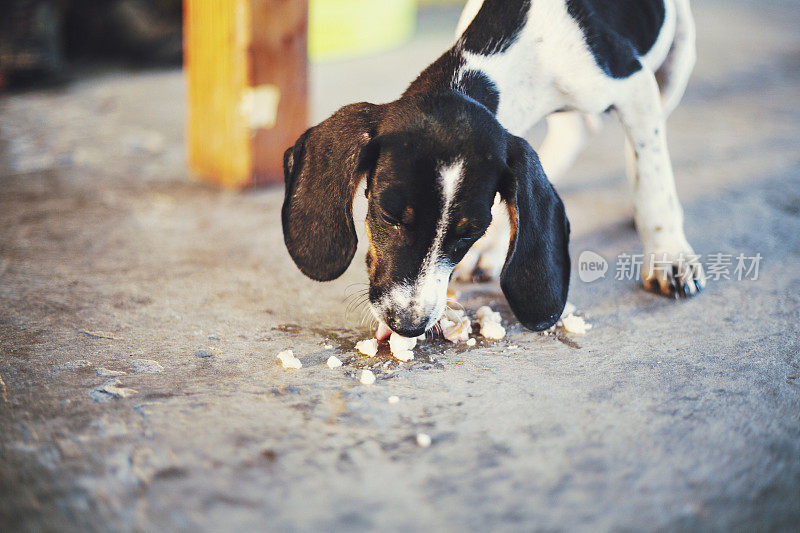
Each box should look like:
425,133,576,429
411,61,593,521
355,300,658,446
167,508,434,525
323,344,334,350
440,308,472,343
355,338,379,357
416,433,432,448
476,306,501,323
388,395,400,404
562,314,592,335
466,338,476,347
389,333,417,353
480,321,506,340
326,355,343,368
360,369,376,385
475,305,506,340
393,350,414,362
277,350,302,369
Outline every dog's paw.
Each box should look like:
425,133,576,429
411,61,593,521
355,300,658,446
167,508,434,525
642,250,706,298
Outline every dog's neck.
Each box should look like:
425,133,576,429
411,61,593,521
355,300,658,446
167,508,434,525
402,48,500,116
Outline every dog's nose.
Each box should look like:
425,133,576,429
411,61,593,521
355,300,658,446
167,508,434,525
385,310,427,338
389,323,426,338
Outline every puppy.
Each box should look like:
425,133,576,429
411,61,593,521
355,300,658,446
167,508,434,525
282,0,704,337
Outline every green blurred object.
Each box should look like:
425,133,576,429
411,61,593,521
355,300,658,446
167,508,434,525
309,0,417,61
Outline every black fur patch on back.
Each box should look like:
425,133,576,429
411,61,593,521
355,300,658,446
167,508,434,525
459,0,531,55
403,50,463,97
566,0,666,78
457,70,500,114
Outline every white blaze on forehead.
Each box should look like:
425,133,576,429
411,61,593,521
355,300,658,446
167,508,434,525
439,160,463,210
376,160,464,328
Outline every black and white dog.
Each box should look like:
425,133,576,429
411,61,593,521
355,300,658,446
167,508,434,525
282,0,704,337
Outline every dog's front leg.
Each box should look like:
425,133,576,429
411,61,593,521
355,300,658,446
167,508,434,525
538,111,600,183
615,68,706,297
453,195,510,282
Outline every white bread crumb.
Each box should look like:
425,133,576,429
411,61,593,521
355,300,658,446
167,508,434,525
389,333,417,353
326,355,343,368
355,338,379,357
481,321,506,340
277,350,302,369
416,433,432,448
360,368,376,385
388,395,400,404
562,314,592,335
466,338,476,347
393,350,414,362
476,305,505,340
476,306,501,323
442,315,472,343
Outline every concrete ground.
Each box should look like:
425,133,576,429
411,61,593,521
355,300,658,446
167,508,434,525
1,1,799,531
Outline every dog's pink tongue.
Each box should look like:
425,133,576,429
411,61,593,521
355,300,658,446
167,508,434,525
375,322,392,341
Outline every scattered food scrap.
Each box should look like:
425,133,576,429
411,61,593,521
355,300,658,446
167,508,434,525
388,395,400,404
476,305,506,340
326,355,343,369
355,338,379,357
389,333,417,361
561,314,592,335
466,338,476,347
416,433,432,448
323,344,334,350
393,350,414,362
277,350,302,369
389,333,417,353
476,305,501,323
480,322,506,340
440,308,472,343
360,369,376,385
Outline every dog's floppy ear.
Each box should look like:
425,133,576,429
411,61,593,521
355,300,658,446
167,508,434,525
499,134,571,331
282,102,384,281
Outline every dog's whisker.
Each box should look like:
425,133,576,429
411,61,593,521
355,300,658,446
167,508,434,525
343,289,369,304
447,300,466,314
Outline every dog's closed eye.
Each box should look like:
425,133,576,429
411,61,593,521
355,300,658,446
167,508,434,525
381,206,415,227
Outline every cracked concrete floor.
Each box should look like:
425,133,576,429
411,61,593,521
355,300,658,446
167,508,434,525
1,1,799,531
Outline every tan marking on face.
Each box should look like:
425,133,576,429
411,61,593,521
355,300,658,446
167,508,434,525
455,217,470,235
365,219,378,273
401,206,415,226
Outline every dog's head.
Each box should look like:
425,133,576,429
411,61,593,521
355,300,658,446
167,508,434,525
282,93,570,336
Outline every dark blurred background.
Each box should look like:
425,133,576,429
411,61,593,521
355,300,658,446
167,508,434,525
0,0,182,87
